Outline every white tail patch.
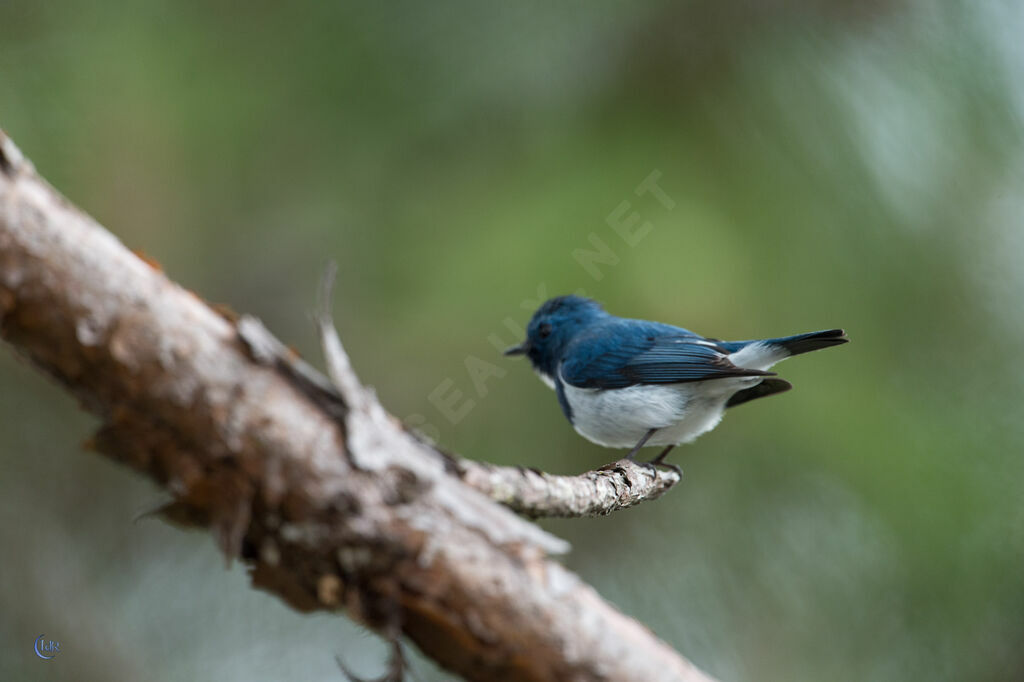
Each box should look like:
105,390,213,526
728,342,789,371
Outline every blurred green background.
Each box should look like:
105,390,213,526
2,1,1023,681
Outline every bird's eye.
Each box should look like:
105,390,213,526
538,322,552,339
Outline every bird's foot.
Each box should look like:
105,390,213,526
644,445,681,477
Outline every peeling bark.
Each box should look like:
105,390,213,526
453,457,680,518
0,130,716,682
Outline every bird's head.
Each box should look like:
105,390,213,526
504,295,606,378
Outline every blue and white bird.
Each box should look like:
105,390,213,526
505,296,848,468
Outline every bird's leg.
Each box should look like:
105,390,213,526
646,445,681,476
649,444,674,464
625,428,657,461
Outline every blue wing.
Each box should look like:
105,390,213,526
560,320,773,390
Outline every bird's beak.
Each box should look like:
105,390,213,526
503,341,529,356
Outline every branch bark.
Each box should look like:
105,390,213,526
0,130,714,682
451,456,679,518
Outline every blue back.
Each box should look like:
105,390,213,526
559,318,770,389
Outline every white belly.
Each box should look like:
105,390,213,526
561,377,763,449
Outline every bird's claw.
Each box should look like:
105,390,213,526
647,459,681,477
645,446,681,477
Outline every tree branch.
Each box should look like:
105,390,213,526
0,130,714,682
452,457,680,518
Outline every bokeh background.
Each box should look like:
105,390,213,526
2,2,1023,681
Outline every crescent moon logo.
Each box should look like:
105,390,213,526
34,634,55,660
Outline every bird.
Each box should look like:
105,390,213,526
504,295,848,470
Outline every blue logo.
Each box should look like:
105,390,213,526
34,634,60,660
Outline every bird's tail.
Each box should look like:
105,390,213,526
766,328,849,357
